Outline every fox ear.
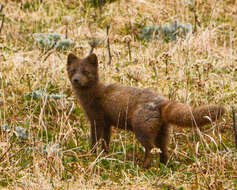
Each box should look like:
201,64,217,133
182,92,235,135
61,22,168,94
87,53,98,66
67,53,78,66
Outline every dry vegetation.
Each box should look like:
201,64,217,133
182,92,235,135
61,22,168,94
0,0,237,189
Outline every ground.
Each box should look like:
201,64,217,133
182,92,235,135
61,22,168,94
0,0,236,189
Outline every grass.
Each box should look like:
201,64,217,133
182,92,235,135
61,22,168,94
0,0,236,189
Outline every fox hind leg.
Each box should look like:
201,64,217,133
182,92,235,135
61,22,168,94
155,123,170,164
134,132,154,168
132,116,160,168
132,105,164,168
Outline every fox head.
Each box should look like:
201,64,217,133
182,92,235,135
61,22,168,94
67,53,99,89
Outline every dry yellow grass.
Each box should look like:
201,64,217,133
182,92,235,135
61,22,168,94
0,0,236,189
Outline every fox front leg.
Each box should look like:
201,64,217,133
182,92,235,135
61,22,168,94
90,120,108,153
90,123,98,152
101,126,111,153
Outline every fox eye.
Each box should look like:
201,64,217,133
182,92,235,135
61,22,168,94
69,69,76,75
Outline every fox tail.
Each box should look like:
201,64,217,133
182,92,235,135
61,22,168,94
161,102,225,127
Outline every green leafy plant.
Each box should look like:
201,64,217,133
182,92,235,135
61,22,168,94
33,33,75,51
140,20,192,42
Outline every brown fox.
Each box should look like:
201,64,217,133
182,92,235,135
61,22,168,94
67,53,225,168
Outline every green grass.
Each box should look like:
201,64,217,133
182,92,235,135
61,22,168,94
0,0,236,189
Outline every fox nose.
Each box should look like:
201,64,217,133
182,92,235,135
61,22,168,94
73,78,79,83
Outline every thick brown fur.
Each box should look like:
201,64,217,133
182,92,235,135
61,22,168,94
67,53,225,168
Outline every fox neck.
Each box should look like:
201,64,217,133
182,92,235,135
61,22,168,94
74,81,106,106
